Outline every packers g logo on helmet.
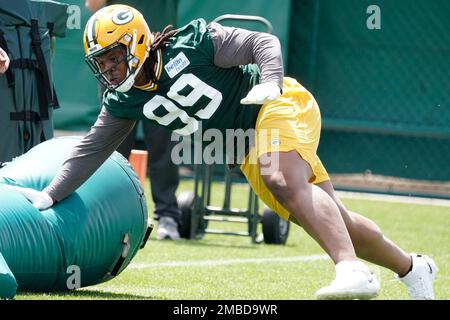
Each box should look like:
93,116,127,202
112,10,134,25
83,4,152,92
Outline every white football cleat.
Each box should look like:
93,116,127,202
315,260,380,300
398,253,438,300
156,217,180,241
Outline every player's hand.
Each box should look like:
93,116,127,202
240,82,281,105
0,47,10,74
4,185,54,210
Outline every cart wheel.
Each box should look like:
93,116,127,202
177,192,195,239
262,207,289,244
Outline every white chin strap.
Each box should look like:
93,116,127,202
114,74,135,92
114,60,146,92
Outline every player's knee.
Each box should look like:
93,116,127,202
363,221,384,244
262,171,304,203
263,172,286,199
324,187,386,246
349,215,384,245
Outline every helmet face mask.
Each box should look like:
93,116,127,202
86,36,138,91
83,5,151,92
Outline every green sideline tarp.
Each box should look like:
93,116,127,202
287,0,450,181
0,0,68,162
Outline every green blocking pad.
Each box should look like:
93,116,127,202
0,137,149,297
0,252,17,299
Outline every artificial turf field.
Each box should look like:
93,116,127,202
17,179,449,300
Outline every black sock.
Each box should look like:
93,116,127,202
400,256,413,277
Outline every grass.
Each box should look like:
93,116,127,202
16,179,450,300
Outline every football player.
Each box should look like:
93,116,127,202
10,5,437,299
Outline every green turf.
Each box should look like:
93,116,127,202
16,179,450,300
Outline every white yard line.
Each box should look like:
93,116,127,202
336,191,450,208
129,254,329,269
